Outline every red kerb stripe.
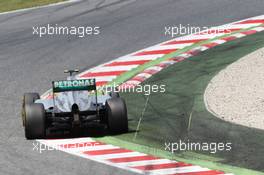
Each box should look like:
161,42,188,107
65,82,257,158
83,148,133,155
60,142,105,149
81,71,126,77
133,162,191,170
134,49,177,56
167,170,225,175
241,30,257,35
221,36,237,41
96,81,108,86
105,60,150,66
108,155,158,163
236,19,264,24
163,39,206,45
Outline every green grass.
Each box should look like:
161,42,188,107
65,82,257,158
97,31,264,174
0,0,66,12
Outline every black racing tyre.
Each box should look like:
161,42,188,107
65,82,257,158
106,97,128,134
25,103,46,139
24,93,40,105
109,91,120,98
22,93,40,126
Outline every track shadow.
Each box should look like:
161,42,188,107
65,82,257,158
45,122,135,139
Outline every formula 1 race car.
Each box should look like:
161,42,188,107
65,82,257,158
21,69,128,139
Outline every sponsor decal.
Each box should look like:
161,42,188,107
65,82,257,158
53,79,96,92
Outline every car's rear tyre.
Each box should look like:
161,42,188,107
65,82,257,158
22,93,40,126
25,103,46,139
24,93,40,105
109,91,120,98
106,97,128,134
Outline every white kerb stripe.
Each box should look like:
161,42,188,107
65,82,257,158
136,73,152,79
145,43,193,51
161,60,177,65
213,40,227,44
89,65,138,72
179,53,193,58
125,80,142,85
37,138,95,145
250,15,264,20
115,55,163,62
147,166,210,175
91,152,147,160
62,145,120,152
63,151,145,175
254,27,264,32
216,23,256,29
145,66,163,72
180,33,222,40
118,159,178,167
79,76,116,82
232,33,247,38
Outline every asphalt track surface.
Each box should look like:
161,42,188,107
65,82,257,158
0,0,264,174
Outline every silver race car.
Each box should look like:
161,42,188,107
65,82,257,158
22,69,128,139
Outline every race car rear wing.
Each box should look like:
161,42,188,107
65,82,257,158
52,78,99,115
52,79,96,93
